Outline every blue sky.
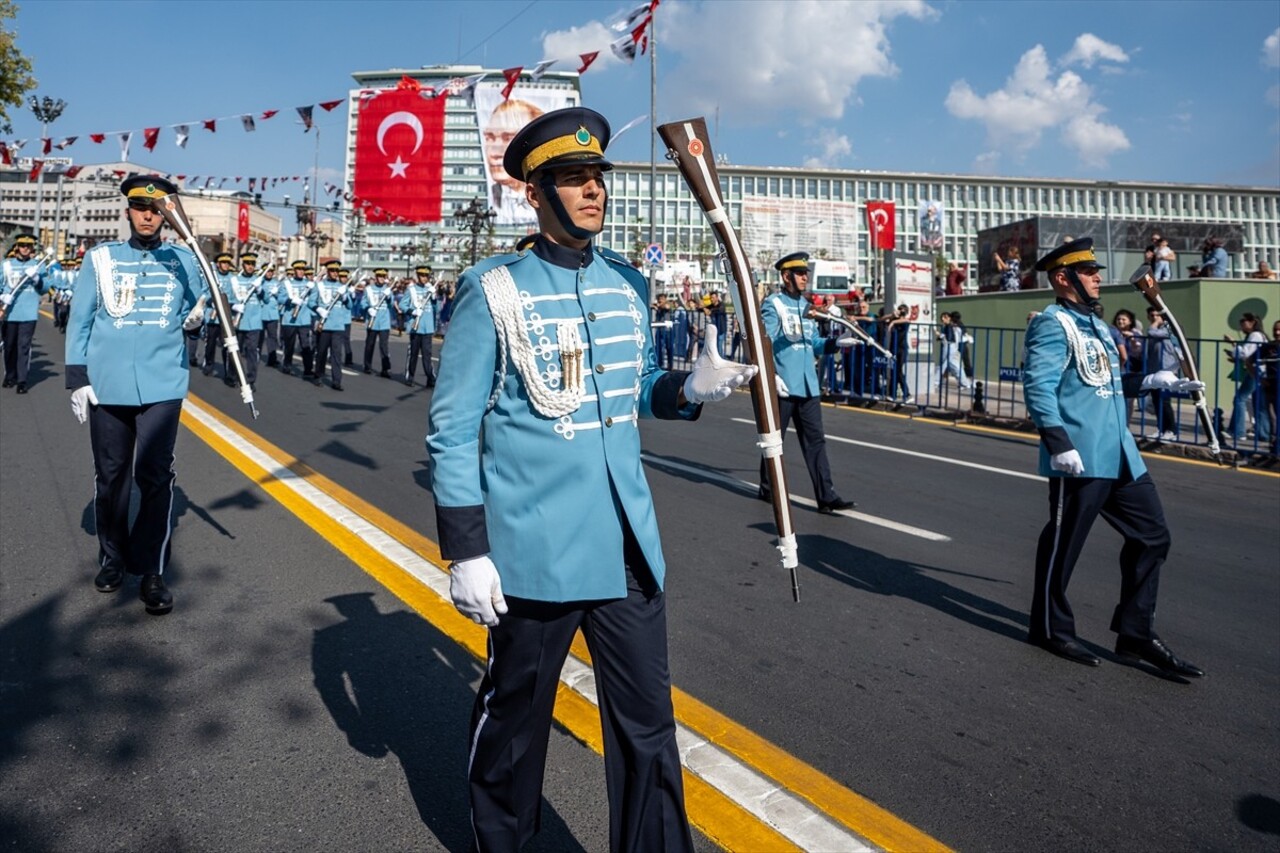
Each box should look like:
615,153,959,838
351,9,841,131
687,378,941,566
8,0,1279,224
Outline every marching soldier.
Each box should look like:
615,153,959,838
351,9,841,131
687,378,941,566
1,234,50,393
51,256,77,332
338,267,355,367
1023,238,1203,678
227,251,264,389
65,175,205,615
427,106,755,852
360,267,394,377
758,251,856,514
259,260,281,367
201,251,234,376
279,260,316,378
400,264,438,387
313,260,351,390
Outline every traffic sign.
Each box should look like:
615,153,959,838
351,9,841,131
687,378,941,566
644,243,664,266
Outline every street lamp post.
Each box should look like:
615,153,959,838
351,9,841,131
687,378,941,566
454,197,496,268
28,95,67,246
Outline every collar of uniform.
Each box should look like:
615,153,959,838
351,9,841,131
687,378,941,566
128,234,163,251
531,235,594,270
1056,296,1099,317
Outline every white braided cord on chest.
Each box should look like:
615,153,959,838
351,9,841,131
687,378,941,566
480,264,584,417
91,246,136,319
1053,310,1112,387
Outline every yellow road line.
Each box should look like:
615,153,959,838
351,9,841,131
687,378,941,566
182,394,947,851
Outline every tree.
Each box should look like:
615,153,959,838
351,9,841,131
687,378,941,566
0,1,36,135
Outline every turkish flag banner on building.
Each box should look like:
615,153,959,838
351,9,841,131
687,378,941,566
352,80,446,223
866,200,895,250
237,201,250,244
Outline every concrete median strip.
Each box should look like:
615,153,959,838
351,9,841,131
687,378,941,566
179,392,951,853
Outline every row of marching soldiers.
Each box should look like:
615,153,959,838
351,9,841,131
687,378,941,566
185,255,443,393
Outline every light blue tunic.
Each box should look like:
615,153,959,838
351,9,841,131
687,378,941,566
400,285,438,334
65,240,202,405
314,280,351,328
279,276,315,326
762,290,826,397
260,276,281,322
361,283,395,332
227,273,264,332
1,257,49,322
1023,302,1146,479
427,243,695,602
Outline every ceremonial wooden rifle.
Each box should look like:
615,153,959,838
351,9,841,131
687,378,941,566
231,264,274,332
658,117,801,601
153,192,259,418
0,247,56,323
809,309,895,360
289,274,317,321
1129,263,1220,457
315,269,359,333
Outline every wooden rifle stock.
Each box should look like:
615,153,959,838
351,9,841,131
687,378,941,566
154,193,259,418
657,117,800,601
1129,264,1221,457
811,310,895,360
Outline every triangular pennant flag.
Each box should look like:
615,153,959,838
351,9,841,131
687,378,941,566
176,174,186,181
319,99,343,112
218,178,227,188
235,177,242,183
203,119,217,132
578,51,600,74
296,105,314,132
613,2,653,32
9,139,25,153
205,177,215,189
41,138,52,155
241,115,256,132
261,109,279,120
610,33,638,63
56,136,77,150
118,132,131,160
528,59,557,82
0,142,10,166
143,127,160,152
65,165,84,179
634,18,652,54
249,178,257,189
501,66,523,101
90,133,105,144
396,75,422,91
613,114,649,141
29,160,44,180
175,124,190,148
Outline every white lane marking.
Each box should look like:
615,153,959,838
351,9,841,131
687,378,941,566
183,397,872,853
731,417,1046,482
641,453,951,542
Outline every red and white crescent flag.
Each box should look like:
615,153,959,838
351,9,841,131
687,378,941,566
352,83,445,223
866,200,895,251
237,201,250,243
143,127,160,152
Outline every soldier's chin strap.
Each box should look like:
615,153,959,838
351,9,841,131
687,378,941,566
1064,266,1104,318
536,170,599,241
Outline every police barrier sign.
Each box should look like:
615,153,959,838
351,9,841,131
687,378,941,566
1000,366,1023,382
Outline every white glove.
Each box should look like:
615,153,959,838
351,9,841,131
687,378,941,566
836,336,861,348
0,293,12,307
182,307,203,331
449,555,508,627
367,307,377,319
70,385,98,425
1050,449,1085,476
682,326,757,404
316,307,329,320
336,284,348,296
775,374,791,397
1140,369,1205,394
231,303,245,315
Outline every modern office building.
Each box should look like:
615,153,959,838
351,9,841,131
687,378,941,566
340,64,1280,288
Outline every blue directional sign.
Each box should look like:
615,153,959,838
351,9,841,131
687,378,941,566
644,243,664,266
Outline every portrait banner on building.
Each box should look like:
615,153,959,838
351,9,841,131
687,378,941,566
918,200,944,253
474,84,577,226
739,198,858,267
352,82,446,223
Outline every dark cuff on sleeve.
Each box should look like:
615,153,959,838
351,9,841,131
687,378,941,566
1039,426,1075,455
652,370,700,421
822,339,839,355
66,364,89,390
435,504,490,561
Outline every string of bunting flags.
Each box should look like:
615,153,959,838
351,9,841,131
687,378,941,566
1,0,659,169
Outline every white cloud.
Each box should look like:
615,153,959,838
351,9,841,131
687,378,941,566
658,0,935,122
945,44,1129,169
1264,28,1280,67
540,22,627,71
1061,33,1129,69
802,129,853,168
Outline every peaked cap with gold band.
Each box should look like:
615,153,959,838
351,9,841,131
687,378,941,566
13,234,36,247
120,175,178,204
502,107,613,183
290,260,308,270
215,252,234,264
774,251,811,273
323,260,342,271
414,264,432,275
240,252,258,264
373,268,389,276
1034,237,1107,273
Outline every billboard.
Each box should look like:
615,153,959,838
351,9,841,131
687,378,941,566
740,198,859,267
918,201,944,253
474,84,578,226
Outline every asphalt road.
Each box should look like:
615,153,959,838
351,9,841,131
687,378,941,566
2,321,1278,852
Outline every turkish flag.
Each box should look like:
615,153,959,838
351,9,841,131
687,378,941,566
866,200,895,250
352,83,445,223
237,201,250,243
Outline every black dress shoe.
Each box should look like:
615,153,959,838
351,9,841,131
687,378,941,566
1115,635,1204,678
379,369,391,378
332,384,344,391
817,497,857,514
1028,635,1101,667
311,377,322,387
94,564,124,593
363,366,372,374
139,574,173,615
201,366,213,376
1,378,13,388
756,487,771,503
15,382,27,394
404,377,414,387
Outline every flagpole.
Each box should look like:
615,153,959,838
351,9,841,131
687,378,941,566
647,1,657,294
